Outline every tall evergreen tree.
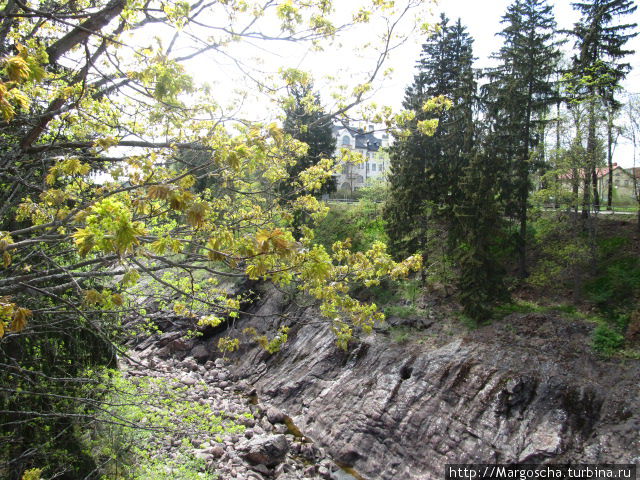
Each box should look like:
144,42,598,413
280,82,337,198
384,15,476,261
483,0,562,277
569,0,637,215
454,152,508,323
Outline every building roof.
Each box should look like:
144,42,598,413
559,163,626,180
332,124,382,152
625,167,640,178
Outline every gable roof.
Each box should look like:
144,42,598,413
559,163,626,181
332,124,382,152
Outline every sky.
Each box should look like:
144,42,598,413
381,0,640,168
165,0,640,167
378,0,640,101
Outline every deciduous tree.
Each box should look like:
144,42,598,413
0,1,428,476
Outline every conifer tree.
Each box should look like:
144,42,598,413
454,152,507,324
483,0,561,277
281,82,337,198
384,15,476,261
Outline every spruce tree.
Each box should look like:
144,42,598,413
384,14,476,261
280,82,337,198
279,82,336,238
483,0,562,277
454,152,508,324
569,0,637,215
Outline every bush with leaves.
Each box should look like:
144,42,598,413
0,0,430,477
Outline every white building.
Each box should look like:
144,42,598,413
332,124,390,193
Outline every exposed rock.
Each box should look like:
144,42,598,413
238,434,289,466
179,373,198,386
157,331,181,346
167,337,192,353
266,406,286,424
218,286,640,480
250,463,271,476
190,343,211,361
121,338,332,480
125,283,640,480
208,445,226,458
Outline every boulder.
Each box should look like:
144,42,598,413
238,434,289,466
265,406,286,424
190,344,210,362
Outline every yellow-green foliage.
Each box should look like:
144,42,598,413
82,370,247,479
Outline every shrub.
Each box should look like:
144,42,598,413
585,255,640,312
313,201,387,253
592,324,625,355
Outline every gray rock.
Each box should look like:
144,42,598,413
273,423,288,435
318,465,331,479
212,286,640,480
193,449,211,461
249,463,271,476
238,434,289,466
158,331,181,346
266,406,285,424
190,344,210,361
167,338,191,353
208,445,225,458
237,415,256,427
179,373,197,386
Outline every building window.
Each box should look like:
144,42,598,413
372,163,377,171
342,135,350,146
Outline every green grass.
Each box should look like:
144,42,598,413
493,301,631,357
592,324,625,356
389,325,412,343
383,304,426,319
493,300,545,317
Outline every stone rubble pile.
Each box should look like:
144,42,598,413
121,337,351,480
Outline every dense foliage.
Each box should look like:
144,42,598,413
0,1,429,477
483,0,562,276
384,14,475,261
384,0,638,324
0,0,638,476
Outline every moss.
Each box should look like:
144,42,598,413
284,415,305,439
334,462,367,480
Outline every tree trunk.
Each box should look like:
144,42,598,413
592,166,600,212
583,101,598,218
607,107,614,210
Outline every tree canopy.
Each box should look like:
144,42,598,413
0,1,428,476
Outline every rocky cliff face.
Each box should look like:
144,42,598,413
218,287,640,480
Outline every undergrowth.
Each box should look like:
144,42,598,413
79,370,248,479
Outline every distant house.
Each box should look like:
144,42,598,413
557,163,638,206
624,167,640,199
595,164,637,205
332,124,390,193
